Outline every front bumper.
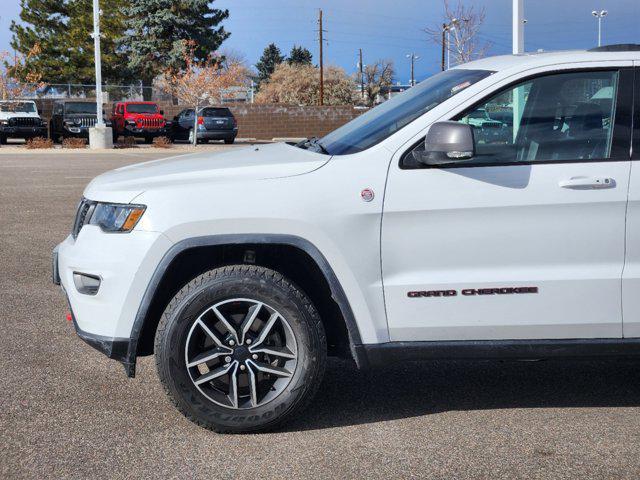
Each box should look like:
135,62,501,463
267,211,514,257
124,126,169,137
0,125,48,138
67,295,134,375
54,226,173,377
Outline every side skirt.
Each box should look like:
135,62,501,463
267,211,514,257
360,338,640,368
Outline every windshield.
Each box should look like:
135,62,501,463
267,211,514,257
201,108,232,117
65,103,97,115
126,103,158,114
319,68,492,155
0,102,36,113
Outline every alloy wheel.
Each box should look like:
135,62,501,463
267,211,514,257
184,298,298,409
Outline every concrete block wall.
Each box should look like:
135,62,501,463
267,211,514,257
34,99,365,140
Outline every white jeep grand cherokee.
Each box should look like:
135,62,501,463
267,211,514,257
54,45,640,433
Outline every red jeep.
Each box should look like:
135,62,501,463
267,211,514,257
111,101,169,143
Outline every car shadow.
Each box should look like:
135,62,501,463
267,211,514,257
282,357,640,432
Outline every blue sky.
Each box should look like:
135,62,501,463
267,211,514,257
1,0,639,83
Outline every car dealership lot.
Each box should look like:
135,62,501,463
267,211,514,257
3,150,640,479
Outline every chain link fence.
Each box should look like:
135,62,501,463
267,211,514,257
13,83,255,104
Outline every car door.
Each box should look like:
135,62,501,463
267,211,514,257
112,104,124,133
179,109,195,139
382,67,633,341
172,109,187,139
622,65,640,337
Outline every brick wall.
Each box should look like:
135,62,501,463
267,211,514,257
34,99,365,140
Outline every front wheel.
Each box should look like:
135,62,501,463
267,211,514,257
155,265,327,433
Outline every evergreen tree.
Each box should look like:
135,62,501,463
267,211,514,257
255,43,284,84
10,0,130,84
287,45,313,66
119,0,230,96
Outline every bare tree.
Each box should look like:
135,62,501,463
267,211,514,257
362,60,394,107
218,47,249,70
425,0,490,67
0,43,45,100
156,41,248,106
255,63,355,106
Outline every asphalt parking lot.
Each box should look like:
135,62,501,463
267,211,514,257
3,149,640,479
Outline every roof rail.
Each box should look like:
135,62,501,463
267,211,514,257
588,44,640,52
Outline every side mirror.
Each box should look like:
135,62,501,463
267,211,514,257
413,121,475,166
160,109,164,115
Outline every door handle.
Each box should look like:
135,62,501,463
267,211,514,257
559,176,616,190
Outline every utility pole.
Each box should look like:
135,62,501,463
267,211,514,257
318,9,324,106
592,10,608,47
359,48,364,98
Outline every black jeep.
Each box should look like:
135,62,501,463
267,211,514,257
49,100,111,143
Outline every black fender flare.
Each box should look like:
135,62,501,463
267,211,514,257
125,234,367,376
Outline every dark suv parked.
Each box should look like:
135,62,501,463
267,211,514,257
172,107,238,144
49,101,111,143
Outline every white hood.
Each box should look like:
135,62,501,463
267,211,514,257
84,142,330,203
0,111,40,120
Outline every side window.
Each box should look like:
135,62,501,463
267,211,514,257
54,104,63,115
456,70,619,165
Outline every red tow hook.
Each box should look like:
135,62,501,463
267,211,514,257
66,312,72,322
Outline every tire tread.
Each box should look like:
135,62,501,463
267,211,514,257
154,264,326,433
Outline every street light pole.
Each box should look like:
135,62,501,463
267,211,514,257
446,28,453,69
405,53,419,86
592,10,608,47
441,23,446,71
92,0,104,127
441,18,459,70
512,0,524,54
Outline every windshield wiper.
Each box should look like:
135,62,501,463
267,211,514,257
296,136,330,155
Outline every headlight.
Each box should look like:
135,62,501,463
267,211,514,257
88,202,146,233
0,120,8,125
126,120,137,126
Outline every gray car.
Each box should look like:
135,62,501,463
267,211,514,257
172,107,238,144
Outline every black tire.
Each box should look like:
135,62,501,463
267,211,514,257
155,265,326,433
0,135,7,145
224,137,235,144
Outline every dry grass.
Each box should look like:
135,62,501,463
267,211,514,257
25,137,54,149
152,136,172,148
62,137,87,149
114,136,138,149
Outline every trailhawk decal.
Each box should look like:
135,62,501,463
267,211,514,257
407,287,539,298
